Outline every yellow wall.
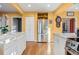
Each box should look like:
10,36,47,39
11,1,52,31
22,12,37,42
5,12,38,42
22,12,55,42
48,12,54,42
53,11,79,33
5,12,53,42
0,13,21,32
1,11,79,42
1,3,79,42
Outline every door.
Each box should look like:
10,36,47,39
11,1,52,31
26,17,34,41
38,19,42,42
44,19,48,42
70,18,75,33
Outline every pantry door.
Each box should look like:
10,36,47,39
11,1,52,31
26,16,35,41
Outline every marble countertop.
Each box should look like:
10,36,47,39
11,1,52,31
54,33,77,38
0,32,25,44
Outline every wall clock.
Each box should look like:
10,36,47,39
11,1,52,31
56,16,62,28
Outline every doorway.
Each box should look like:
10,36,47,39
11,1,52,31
13,17,22,32
62,17,77,33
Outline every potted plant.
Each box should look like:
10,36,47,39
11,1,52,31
1,25,8,34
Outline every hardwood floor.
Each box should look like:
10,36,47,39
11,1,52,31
22,42,54,55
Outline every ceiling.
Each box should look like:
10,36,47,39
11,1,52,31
0,3,16,12
19,3,62,12
67,3,79,11
0,3,62,13
1,3,79,13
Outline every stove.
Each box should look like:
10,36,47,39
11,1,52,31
66,38,79,53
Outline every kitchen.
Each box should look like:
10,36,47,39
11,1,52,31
0,3,79,55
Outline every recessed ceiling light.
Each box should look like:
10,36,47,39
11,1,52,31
28,4,31,7
47,4,50,7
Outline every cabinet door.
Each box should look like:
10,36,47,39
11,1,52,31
54,36,66,55
53,36,60,54
59,37,67,55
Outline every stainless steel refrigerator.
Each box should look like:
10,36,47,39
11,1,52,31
38,19,48,42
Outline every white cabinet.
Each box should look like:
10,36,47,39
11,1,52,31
54,35,66,55
53,36,63,55
53,33,76,55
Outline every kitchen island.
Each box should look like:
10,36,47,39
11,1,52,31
0,32,26,55
53,33,76,55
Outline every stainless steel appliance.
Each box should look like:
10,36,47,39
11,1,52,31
38,19,48,42
66,38,79,53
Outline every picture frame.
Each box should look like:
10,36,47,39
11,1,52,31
67,11,74,16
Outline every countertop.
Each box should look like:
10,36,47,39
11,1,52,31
0,32,26,55
53,33,77,55
54,33,77,38
0,32,26,44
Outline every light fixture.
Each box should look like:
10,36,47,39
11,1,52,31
47,4,50,7
27,4,31,7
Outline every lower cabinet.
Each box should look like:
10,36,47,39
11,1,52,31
53,36,67,55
